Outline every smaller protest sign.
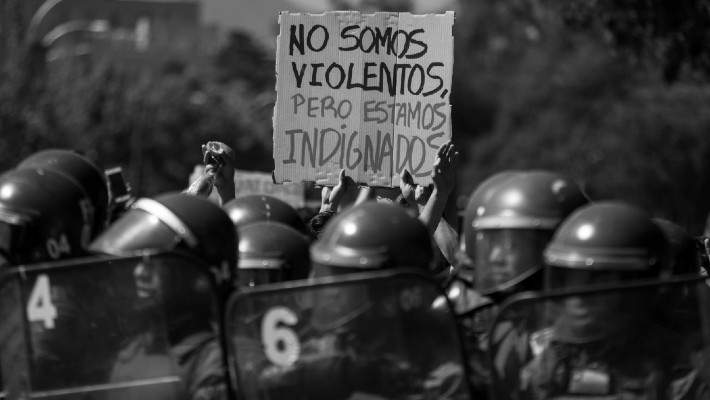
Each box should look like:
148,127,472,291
234,170,305,208
188,167,305,209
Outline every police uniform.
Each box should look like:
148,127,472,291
520,202,685,400
454,170,589,400
521,325,680,400
90,193,238,400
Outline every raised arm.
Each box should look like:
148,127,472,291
418,141,459,237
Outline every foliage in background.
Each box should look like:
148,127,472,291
552,0,710,82
451,0,710,234
2,0,710,233
0,0,274,197
214,30,275,91
39,58,275,195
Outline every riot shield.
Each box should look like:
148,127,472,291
454,298,498,400
226,268,471,400
487,276,710,400
0,251,227,400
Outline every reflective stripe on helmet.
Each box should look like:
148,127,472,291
474,216,561,230
0,206,33,225
309,244,389,269
544,246,655,270
134,198,199,249
238,257,285,269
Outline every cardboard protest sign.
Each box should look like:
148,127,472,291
188,166,305,208
234,169,305,208
273,11,454,187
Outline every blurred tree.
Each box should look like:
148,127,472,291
37,57,274,197
452,0,710,234
550,0,710,83
0,0,274,198
3,0,710,234
0,0,52,171
214,30,275,91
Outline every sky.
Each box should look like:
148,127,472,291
200,0,457,47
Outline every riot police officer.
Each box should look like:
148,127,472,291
239,202,439,400
521,201,677,400
451,170,589,400
0,151,108,392
16,148,109,236
470,170,589,300
448,170,521,313
91,192,237,294
90,192,237,400
0,164,102,267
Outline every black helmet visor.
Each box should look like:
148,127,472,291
238,256,286,287
238,267,285,288
89,209,183,255
0,209,28,268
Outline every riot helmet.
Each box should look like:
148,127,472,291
238,221,310,287
0,168,94,267
310,202,433,277
471,170,589,297
310,202,433,336
223,194,307,234
461,170,520,257
447,171,521,314
545,202,666,287
17,149,109,236
90,192,238,293
543,201,666,343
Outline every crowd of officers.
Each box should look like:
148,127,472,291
0,140,709,400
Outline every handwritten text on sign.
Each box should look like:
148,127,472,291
273,11,454,187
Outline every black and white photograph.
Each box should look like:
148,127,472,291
1,0,710,399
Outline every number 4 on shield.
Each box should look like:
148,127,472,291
27,274,58,329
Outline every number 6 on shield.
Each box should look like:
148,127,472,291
27,274,58,329
261,306,300,367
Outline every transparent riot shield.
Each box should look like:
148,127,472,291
487,276,710,400
0,251,227,400
454,297,498,400
226,268,471,400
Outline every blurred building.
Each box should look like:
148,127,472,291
26,0,222,68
